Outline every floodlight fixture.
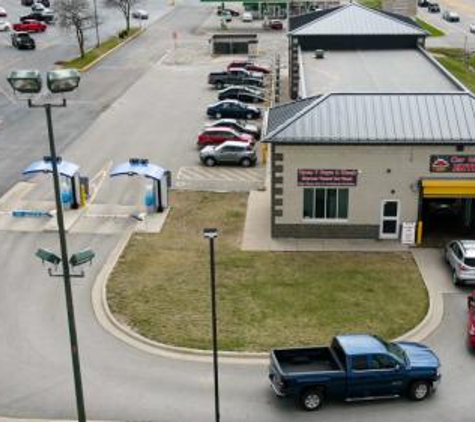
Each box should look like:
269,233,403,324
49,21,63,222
46,69,81,94
7,70,42,94
35,248,61,266
69,249,95,267
203,228,218,239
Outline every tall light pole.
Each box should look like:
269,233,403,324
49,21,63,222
92,0,100,48
7,69,86,422
203,228,220,422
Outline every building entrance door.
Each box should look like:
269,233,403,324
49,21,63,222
380,200,400,239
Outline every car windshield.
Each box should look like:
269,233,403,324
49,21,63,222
375,336,407,364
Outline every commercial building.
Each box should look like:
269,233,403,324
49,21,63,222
264,3,475,243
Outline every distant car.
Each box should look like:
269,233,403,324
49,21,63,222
417,0,429,6
20,12,54,23
443,10,460,22
269,19,284,30
0,7,6,17
11,31,36,49
227,60,271,74
132,9,149,19
445,240,475,285
207,100,261,120
205,118,261,139
221,11,232,23
470,23,475,33
197,127,254,149
468,291,475,348
217,7,239,16
200,141,257,167
13,19,46,32
242,12,253,22
218,86,265,103
427,2,440,12
31,3,47,12
0,20,11,31
21,0,35,6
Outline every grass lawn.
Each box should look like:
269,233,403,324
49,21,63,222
61,28,141,70
414,18,445,37
107,192,428,352
359,0,382,9
430,48,475,93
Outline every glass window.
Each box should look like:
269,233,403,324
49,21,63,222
326,189,337,219
303,188,349,220
384,201,398,217
303,189,314,219
338,189,349,219
315,189,325,218
369,354,397,370
352,356,369,371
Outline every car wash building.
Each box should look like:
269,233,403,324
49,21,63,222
264,3,475,243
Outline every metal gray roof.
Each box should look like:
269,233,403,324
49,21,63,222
290,3,426,37
266,96,319,135
265,93,475,144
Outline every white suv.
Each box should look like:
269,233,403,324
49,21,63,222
445,240,475,285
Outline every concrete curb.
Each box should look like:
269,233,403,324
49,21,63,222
93,241,443,363
91,228,267,364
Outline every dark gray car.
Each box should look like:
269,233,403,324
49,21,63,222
199,141,257,167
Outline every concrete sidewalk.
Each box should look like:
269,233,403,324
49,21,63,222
241,187,409,252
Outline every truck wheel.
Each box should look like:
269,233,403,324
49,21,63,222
408,380,431,401
215,112,222,119
299,388,324,411
204,157,216,167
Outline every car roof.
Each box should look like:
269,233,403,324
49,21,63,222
204,126,236,132
219,140,251,148
336,334,387,356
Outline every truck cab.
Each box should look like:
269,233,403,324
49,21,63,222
269,334,441,411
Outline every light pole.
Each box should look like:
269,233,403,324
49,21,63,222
92,0,100,48
203,228,220,422
7,69,86,422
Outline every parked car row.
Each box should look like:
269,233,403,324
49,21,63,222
198,60,271,166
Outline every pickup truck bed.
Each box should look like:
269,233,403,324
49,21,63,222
273,347,341,374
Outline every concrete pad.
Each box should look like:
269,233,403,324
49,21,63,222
0,182,35,210
135,208,170,233
43,208,84,232
0,214,51,232
70,216,137,234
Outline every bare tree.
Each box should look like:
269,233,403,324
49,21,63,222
104,0,139,34
55,0,95,57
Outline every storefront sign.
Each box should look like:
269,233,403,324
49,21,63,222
297,169,358,186
401,222,416,245
430,155,475,173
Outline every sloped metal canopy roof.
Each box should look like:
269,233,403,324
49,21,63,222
289,3,426,36
110,161,168,181
265,92,475,144
23,160,79,178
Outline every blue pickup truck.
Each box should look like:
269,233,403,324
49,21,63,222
269,334,441,411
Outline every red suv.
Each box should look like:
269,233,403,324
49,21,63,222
227,60,270,75
13,20,46,32
468,291,475,347
197,127,254,149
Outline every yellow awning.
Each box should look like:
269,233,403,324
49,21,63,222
422,179,475,198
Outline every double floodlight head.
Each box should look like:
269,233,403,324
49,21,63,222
203,228,219,239
7,69,80,95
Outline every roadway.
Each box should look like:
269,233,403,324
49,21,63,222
0,3,474,422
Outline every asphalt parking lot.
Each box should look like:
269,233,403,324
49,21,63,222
0,0,169,57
